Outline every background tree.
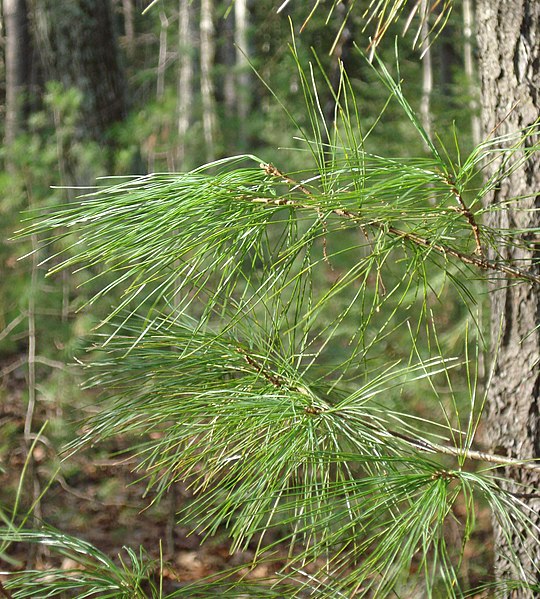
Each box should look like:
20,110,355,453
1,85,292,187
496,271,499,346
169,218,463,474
3,0,29,156
29,0,127,148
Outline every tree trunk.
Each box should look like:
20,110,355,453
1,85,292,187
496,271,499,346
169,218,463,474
234,0,249,146
462,0,481,146
30,0,126,142
200,0,218,162
177,0,193,168
476,1,540,595
419,0,432,141
3,0,29,150
156,10,169,100
219,10,236,122
122,0,135,59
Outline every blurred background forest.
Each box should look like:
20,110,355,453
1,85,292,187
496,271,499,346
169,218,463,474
0,0,487,589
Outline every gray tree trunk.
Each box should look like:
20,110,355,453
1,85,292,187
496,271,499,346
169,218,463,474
419,0,432,141
220,12,236,122
234,0,249,146
200,0,218,161
476,1,540,595
156,10,169,100
462,0,481,146
3,0,29,150
122,0,135,59
177,0,193,169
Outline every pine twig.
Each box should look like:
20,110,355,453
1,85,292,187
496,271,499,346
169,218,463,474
238,348,289,389
238,345,540,473
262,162,333,266
385,427,540,473
262,163,312,196
441,172,483,257
259,163,540,285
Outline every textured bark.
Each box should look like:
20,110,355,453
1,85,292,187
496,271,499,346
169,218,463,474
30,0,126,141
3,0,29,149
476,1,540,595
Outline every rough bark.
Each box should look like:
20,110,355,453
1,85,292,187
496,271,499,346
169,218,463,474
29,0,126,141
3,0,29,149
476,1,540,595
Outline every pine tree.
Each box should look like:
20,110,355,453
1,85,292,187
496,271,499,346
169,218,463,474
3,1,540,597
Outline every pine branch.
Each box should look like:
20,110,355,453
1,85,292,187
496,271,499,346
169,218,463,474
237,347,313,401
384,426,540,473
238,347,289,389
238,344,540,473
259,163,540,285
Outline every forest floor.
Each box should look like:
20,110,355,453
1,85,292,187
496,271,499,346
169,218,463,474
0,357,288,591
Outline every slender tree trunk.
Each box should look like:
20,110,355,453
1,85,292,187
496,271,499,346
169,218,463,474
122,0,135,59
177,0,192,168
200,0,217,161
221,12,236,122
463,0,481,146
157,10,169,100
419,0,432,141
3,0,29,152
477,1,540,595
234,0,249,146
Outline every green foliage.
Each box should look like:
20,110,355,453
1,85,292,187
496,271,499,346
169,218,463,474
278,0,453,55
9,43,540,597
3,2,540,597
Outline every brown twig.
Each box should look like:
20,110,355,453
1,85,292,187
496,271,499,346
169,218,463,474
385,225,540,283
383,426,540,473
236,348,313,402
258,163,540,285
262,163,333,267
239,349,288,389
262,163,312,197
442,173,483,257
